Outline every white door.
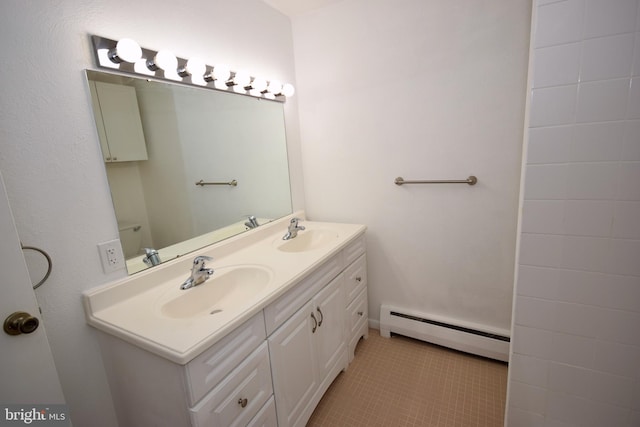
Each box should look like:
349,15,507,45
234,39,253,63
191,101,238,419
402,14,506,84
268,300,318,427
314,274,346,379
0,171,65,404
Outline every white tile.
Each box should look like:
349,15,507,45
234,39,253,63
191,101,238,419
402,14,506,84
536,0,585,48
547,361,591,397
545,419,576,427
524,164,568,200
509,381,548,412
528,125,573,164
546,391,592,424
565,162,619,200
517,265,562,299
533,42,581,87
628,77,640,119
608,238,640,276
506,407,545,427
563,200,614,237
513,325,555,359
561,235,610,272
516,296,558,329
593,307,640,346
593,340,640,377
571,122,625,162
584,0,638,38
617,162,640,200
583,399,633,427
510,353,550,387
521,200,565,234
580,34,635,82
590,370,635,407
622,120,640,160
520,233,564,267
555,301,600,337
556,269,607,305
551,331,596,367
537,0,564,5
531,85,578,127
577,79,631,123
601,273,640,311
633,33,640,76
633,379,640,408
613,201,640,239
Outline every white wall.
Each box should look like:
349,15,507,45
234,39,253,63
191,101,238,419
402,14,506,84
0,1,302,425
291,0,531,333
507,0,640,425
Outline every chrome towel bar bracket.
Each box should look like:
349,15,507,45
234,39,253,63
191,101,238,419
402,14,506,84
394,176,477,186
195,179,238,187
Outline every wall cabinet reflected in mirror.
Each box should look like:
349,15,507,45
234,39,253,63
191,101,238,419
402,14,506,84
86,70,293,274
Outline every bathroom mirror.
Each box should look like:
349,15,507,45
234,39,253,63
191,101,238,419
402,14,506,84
86,70,292,274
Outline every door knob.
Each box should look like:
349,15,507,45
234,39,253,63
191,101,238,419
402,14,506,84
3,311,39,336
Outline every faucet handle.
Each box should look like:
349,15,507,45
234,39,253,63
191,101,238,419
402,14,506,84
193,255,213,269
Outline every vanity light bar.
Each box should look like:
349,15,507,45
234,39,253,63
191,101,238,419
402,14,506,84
91,36,294,102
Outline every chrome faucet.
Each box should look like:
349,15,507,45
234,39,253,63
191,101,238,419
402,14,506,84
142,248,161,267
180,256,214,290
283,217,305,240
244,215,260,229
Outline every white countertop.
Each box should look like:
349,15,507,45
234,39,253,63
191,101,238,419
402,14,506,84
83,212,366,364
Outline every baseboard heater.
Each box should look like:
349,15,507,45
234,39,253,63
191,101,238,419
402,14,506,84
379,304,510,362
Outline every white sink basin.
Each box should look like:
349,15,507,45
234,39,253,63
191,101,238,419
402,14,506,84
274,229,340,253
158,265,272,319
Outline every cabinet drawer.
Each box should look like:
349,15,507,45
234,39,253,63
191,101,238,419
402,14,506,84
344,254,367,304
246,396,277,427
186,313,266,406
190,342,273,427
343,234,366,266
347,287,368,338
264,253,344,335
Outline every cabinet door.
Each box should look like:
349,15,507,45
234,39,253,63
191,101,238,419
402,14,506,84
268,301,319,427
314,274,346,380
93,81,148,162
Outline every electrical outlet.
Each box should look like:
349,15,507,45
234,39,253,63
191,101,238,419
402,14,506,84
98,239,125,273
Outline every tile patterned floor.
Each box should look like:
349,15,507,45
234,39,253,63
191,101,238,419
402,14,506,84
307,329,508,427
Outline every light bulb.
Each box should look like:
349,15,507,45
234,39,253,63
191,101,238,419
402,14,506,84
134,59,155,76
233,71,251,88
282,83,295,97
108,38,142,63
205,64,231,82
213,65,231,81
250,77,268,92
97,49,120,69
147,50,178,71
267,80,282,95
178,57,206,77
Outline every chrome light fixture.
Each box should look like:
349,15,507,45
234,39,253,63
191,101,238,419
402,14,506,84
91,35,294,103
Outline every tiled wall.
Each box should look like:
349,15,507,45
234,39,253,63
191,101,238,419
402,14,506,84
508,0,640,425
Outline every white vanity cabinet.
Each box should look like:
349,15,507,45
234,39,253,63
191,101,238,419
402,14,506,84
96,313,274,427
344,253,369,363
265,234,367,427
86,217,368,427
268,274,346,427
89,80,148,162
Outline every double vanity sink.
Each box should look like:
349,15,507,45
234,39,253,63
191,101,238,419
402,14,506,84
83,212,368,427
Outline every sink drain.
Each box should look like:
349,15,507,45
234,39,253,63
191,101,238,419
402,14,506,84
210,309,223,315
